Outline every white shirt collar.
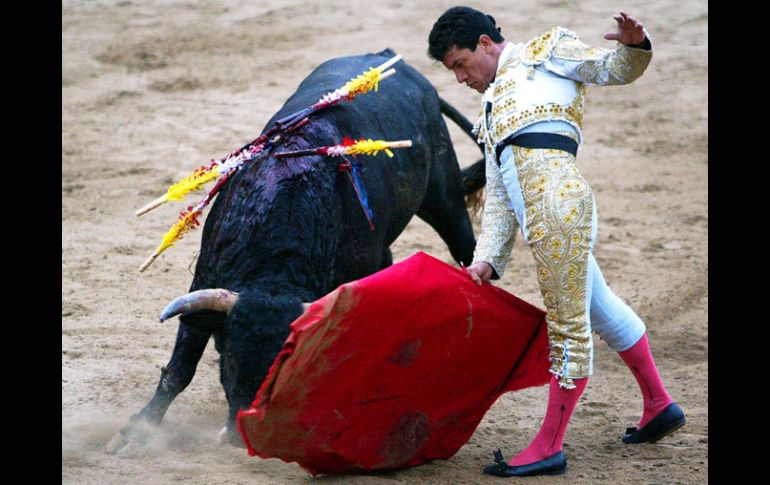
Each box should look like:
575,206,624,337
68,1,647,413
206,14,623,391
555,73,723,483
483,42,514,102
496,41,514,72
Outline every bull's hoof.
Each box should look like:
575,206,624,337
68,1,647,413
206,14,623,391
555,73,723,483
105,420,154,456
218,424,247,448
229,433,247,448
105,431,129,455
217,426,229,445
105,431,149,457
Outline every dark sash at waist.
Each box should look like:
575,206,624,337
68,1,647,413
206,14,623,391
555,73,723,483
495,132,579,164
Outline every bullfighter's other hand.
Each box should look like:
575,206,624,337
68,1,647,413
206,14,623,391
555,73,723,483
603,11,646,46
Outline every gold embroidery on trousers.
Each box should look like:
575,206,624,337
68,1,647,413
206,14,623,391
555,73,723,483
510,146,594,385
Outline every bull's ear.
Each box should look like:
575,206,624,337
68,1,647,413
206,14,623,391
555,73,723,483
178,310,227,332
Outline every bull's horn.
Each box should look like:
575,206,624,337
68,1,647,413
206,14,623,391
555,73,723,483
302,302,312,311
159,289,240,322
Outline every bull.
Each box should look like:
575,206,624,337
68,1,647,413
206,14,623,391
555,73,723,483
107,48,485,454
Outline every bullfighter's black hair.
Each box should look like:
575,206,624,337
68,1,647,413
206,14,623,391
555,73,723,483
428,6,505,62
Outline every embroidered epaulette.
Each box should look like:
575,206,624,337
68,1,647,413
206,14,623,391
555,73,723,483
551,33,605,61
522,26,579,65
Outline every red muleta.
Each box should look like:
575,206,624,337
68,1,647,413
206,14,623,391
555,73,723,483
237,251,551,475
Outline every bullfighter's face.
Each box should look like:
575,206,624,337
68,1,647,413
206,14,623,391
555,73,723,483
441,36,498,94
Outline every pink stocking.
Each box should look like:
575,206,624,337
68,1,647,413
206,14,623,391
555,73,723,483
618,333,674,428
508,375,588,466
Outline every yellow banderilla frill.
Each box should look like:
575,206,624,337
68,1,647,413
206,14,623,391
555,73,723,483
166,166,221,201
139,208,202,272
343,67,384,97
135,165,221,216
346,139,414,157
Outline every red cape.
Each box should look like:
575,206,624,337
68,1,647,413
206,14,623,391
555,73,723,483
237,252,550,475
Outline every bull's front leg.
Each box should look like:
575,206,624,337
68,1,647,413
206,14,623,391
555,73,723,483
380,247,393,270
105,323,210,455
217,292,303,447
219,331,289,448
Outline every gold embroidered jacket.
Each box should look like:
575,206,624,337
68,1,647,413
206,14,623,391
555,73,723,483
472,27,653,277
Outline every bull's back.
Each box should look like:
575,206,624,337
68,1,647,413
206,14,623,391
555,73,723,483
270,49,447,244
194,50,453,294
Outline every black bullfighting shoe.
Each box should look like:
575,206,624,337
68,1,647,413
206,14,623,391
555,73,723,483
622,402,686,444
482,448,567,477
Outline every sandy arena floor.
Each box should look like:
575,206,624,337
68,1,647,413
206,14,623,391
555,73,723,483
62,1,707,483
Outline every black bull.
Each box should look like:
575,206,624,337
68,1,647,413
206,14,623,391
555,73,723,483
109,49,486,452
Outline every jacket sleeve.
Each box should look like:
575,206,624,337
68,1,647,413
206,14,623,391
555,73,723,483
472,151,518,279
541,28,653,86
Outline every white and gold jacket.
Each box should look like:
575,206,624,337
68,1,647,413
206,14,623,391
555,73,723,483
472,26,653,278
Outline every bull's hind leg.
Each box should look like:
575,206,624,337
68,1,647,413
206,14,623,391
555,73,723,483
106,322,210,455
417,200,475,266
416,159,477,265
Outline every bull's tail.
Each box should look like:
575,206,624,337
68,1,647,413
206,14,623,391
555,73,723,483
439,97,477,142
460,158,486,217
439,97,486,218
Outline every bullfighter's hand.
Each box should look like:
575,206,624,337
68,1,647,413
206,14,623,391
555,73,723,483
603,12,646,46
465,261,493,286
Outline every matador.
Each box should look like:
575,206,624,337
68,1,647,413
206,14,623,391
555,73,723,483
428,6,686,478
